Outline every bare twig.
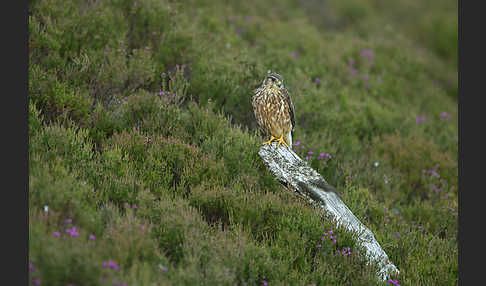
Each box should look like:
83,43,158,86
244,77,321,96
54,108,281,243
258,142,399,281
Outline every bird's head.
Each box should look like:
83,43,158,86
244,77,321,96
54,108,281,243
263,72,284,90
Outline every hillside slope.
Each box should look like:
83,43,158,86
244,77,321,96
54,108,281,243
29,0,457,285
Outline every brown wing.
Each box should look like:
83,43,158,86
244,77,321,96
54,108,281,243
252,87,267,136
282,87,295,138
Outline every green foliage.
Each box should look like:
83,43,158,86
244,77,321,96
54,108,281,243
29,64,92,127
29,0,457,284
372,132,457,196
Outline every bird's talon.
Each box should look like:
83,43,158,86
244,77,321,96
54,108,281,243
262,136,276,146
275,136,288,148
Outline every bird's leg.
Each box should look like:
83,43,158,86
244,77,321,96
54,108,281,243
262,135,277,146
275,135,289,148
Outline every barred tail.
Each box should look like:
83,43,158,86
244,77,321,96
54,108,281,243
285,132,292,149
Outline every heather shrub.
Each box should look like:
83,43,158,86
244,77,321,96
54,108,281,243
372,132,457,199
29,64,92,127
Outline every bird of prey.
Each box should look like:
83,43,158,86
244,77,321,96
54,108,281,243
252,72,295,148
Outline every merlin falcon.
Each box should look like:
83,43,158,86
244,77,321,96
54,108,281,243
252,72,295,148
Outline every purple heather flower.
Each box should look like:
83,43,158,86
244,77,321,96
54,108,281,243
350,68,359,76
440,112,451,119
316,244,322,248
333,239,336,244
33,279,40,285
109,261,119,270
133,0,137,7
104,260,119,271
387,279,400,286
66,226,79,237
64,218,72,224
159,91,165,96
308,151,314,155
329,229,333,234
326,153,332,158
315,77,321,84
360,49,375,64
29,263,35,272
89,234,96,240
319,153,325,158
341,247,351,256
161,72,167,78
291,51,297,57
416,115,426,124
105,46,111,56
261,281,268,286
163,97,168,102
305,156,309,160
124,202,131,208
349,59,355,66
360,49,371,57
294,141,301,146
418,226,423,230
54,231,61,237
132,204,137,209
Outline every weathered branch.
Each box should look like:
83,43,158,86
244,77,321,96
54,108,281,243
258,143,399,281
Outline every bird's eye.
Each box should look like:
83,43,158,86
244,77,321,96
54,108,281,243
277,82,282,87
